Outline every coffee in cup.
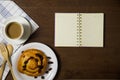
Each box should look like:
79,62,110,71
5,22,24,40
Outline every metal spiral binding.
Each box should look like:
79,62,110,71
76,13,82,46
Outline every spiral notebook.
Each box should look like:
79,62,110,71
55,13,104,47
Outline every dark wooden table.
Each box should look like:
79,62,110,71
6,0,120,80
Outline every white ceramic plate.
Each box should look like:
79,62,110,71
12,42,58,80
2,16,31,45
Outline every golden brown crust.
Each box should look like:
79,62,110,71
17,49,48,77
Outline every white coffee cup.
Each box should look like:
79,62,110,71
3,16,31,44
4,22,24,40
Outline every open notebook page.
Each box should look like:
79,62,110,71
55,13,104,47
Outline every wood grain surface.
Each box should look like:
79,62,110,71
6,0,120,80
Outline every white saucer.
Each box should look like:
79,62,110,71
11,42,58,80
2,16,31,45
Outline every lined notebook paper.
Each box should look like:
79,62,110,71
55,13,104,47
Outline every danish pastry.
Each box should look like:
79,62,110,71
17,49,48,77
